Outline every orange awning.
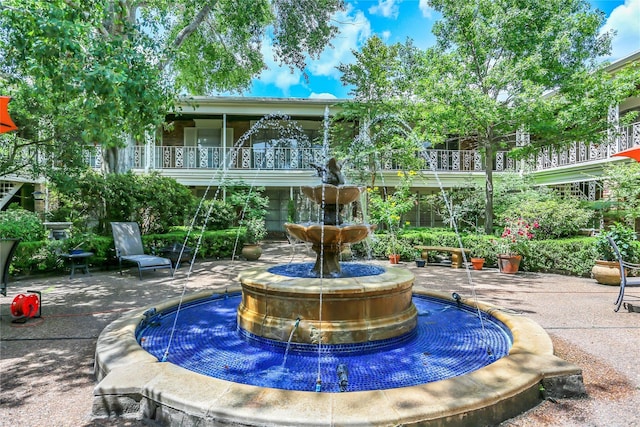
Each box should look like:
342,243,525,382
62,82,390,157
0,96,18,134
612,145,640,162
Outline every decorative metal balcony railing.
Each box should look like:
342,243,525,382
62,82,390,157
85,145,515,173
82,121,640,174
526,122,640,171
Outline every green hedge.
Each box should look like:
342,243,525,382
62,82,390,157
8,228,247,276
8,226,633,278
358,228,603,277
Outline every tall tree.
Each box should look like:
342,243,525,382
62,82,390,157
0,0,344,176
415,0,638,234
333,35,425,187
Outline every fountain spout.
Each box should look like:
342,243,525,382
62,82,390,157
285,157,374,277
337,364,349,392
310,157,345,186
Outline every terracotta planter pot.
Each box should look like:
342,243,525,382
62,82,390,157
389,254,400,264
241,244,262,261
591,260,621,285
498,254,522,274
470,258,485,271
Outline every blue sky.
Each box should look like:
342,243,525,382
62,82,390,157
245,0,640,99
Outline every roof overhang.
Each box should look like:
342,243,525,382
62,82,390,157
173,96,348,118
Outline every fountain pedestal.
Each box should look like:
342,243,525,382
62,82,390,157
311,243,341,277
285,183,373,277
238,159,417,345
237,266,417,344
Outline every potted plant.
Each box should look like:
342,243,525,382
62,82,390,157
386,236,401,264
592,223,637,285
411,248,425,267
241,218,267,261
367,178,416,265
494,217,538,274
470,257,485,270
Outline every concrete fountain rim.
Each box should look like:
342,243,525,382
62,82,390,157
93,287,581,426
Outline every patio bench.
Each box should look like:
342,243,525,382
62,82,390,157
414,245,470,268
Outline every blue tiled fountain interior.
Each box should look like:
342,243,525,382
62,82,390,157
138,293,512,393
268,262,386,278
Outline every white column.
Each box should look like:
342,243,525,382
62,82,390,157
515,126,530,173
222,113,227,171
144,127,156,172
608,105,620,154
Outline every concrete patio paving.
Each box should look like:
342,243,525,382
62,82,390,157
1,241,639,426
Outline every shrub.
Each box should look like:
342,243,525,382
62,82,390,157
0,207,45,241
499,198,593,239
144,228,245,259
515,238,598,276
225,183,269,224
367,180,416,233
49,170,197,234
420,183,485,232
368,227,597,276
189,199,234,230
11,240,63,274
243,218,267,244
135,172,196,234
593,223,637,262
9,227,246,276
362,232,416,260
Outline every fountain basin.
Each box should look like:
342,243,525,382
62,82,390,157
284,223,374,246
301,184,364,205
93,289,583,426
283,224,376,277
237,265,417,344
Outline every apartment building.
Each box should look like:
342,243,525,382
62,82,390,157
2,52,639,232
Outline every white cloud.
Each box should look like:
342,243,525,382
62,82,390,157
601,0,640,59
418,0,434,18
256,38,302,96
307,7,372,79
309,92,337,99
369,0,401,19
253,4,372,95
381,30,391,41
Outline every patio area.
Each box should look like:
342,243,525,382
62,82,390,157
1,241,639,426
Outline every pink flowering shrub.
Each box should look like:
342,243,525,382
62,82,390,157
495,218,539,256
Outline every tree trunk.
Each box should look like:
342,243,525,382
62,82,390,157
101,146,118,175
101,135,135,174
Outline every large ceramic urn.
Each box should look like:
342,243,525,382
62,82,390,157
592,260,621,285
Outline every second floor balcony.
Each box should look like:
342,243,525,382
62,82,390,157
86,145,517,173
82,121,639,178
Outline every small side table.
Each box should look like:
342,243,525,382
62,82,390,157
158,243,193,268
60,251,94,279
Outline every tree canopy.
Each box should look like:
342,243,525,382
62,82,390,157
414,0,638,233
333,35,426,186
0,0,345,176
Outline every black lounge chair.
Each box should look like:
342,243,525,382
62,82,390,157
111,222,172,280
1,238,19,296
607,236,640,312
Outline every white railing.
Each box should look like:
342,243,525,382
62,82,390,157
149,146,328,170
85,145,515,172
84,145,517,173
83,121,640,174
526,122,640,171
87,146,514,173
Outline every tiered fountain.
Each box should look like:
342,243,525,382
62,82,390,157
94,160,583,426
285,157,370,277
237,158,417,344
